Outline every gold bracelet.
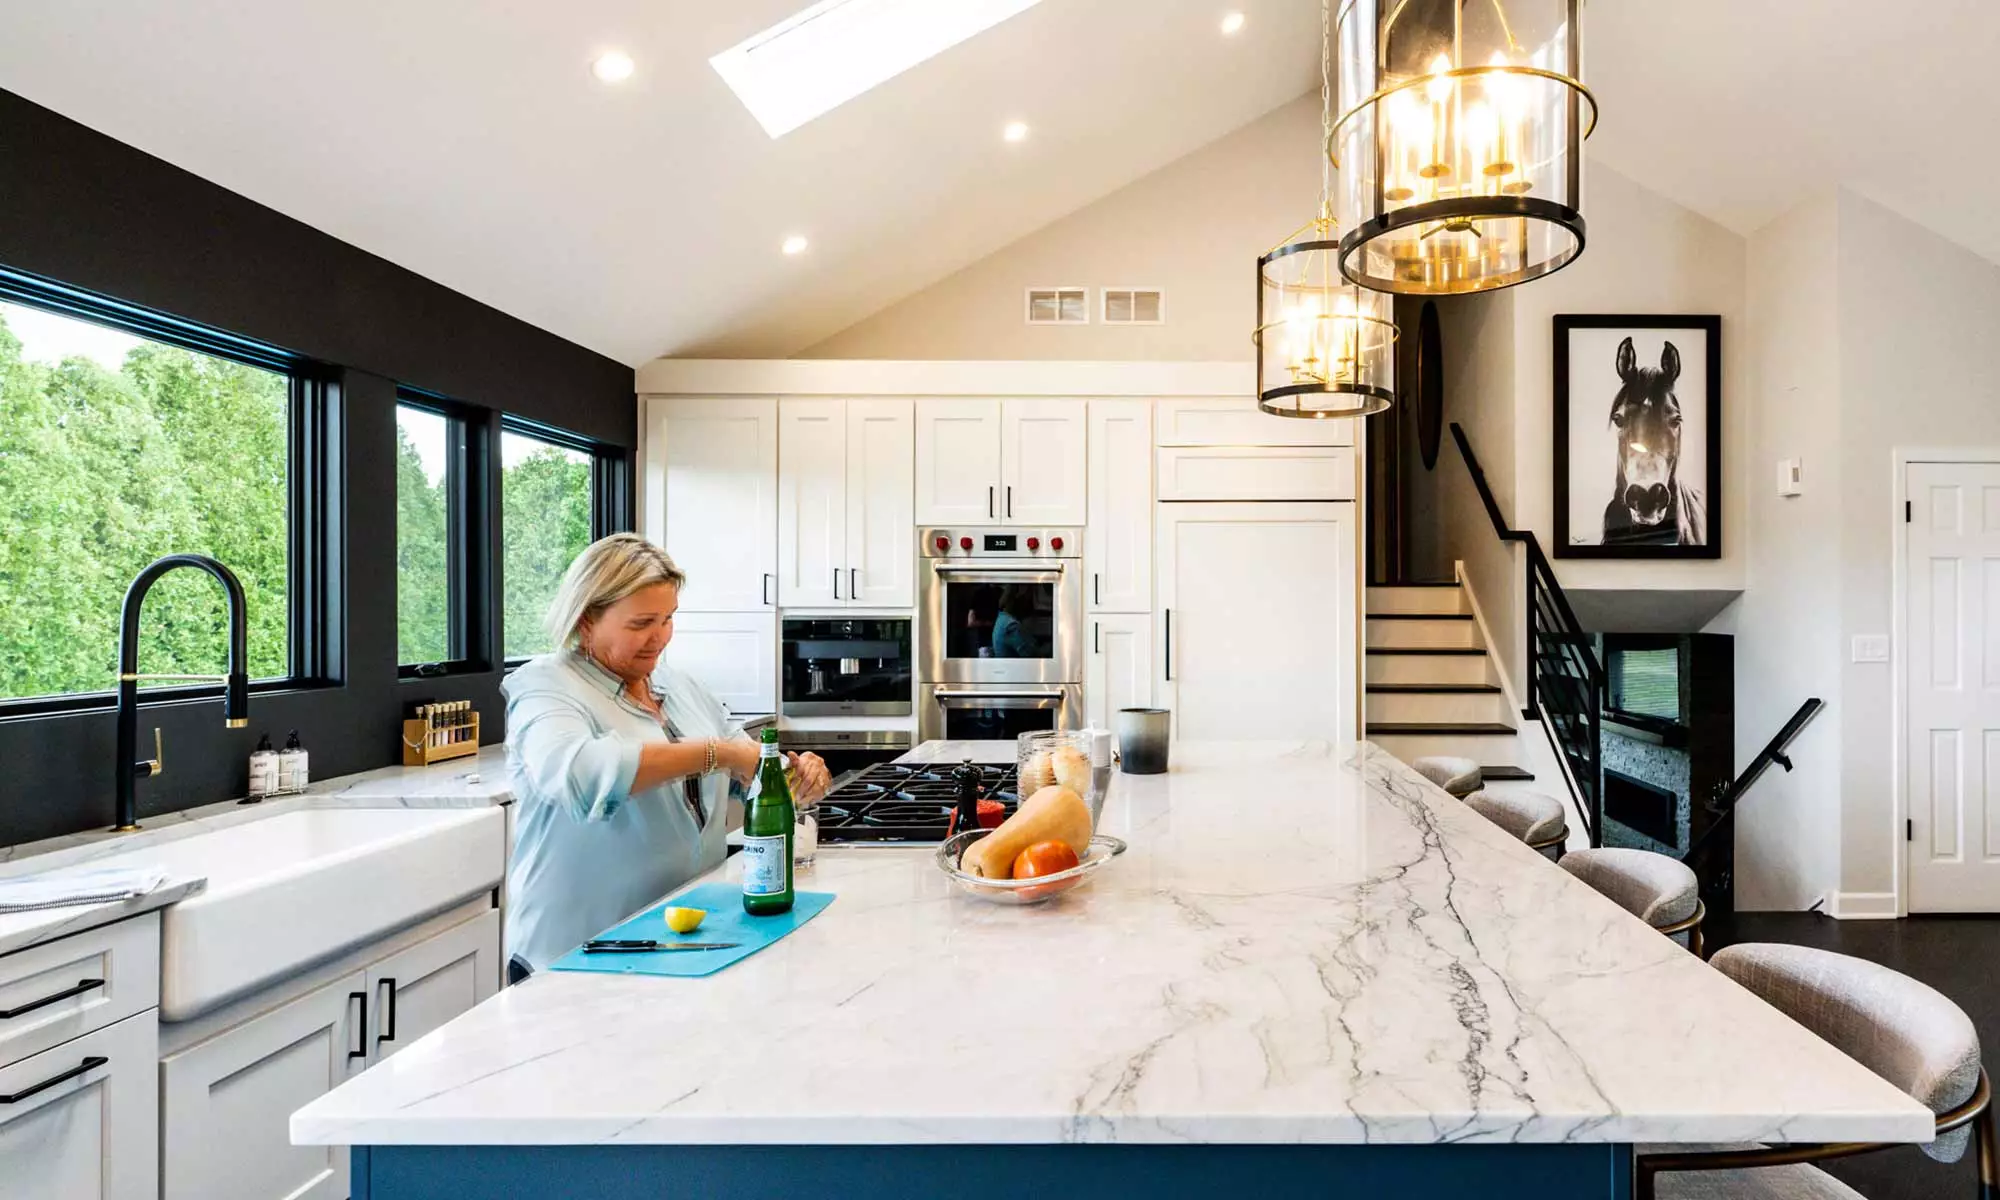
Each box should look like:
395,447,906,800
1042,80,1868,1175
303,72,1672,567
704,738,717,774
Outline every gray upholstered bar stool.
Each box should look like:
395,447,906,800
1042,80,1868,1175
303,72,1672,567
1638,944,1996,1199
1463,789,1569,858
1411,755,1482,798
1558,847,1706,956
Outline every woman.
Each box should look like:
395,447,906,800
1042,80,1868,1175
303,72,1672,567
501,533,830,977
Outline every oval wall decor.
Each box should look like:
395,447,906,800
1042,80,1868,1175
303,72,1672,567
1416,300,1443,470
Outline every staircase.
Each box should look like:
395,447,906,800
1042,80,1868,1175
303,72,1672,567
1364,581,1536,784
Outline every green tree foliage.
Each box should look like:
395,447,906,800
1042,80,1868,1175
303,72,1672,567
501,444,591,659
395,420,450,665
0,311,289,699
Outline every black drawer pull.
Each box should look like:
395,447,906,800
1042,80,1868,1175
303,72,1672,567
0,1055,106,1104
348,991,368,1061
0,978,104,1020
379,977,398,1045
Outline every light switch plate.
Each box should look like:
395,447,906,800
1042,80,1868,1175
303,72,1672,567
1777,457,1803,496
1852,634,1889,663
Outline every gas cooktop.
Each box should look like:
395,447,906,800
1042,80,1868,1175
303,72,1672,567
815,761,1019,844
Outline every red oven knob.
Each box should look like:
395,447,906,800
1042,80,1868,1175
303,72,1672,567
959,536,973,551
1050,536,1064,551
934,535,949,551
1027,537,1040,550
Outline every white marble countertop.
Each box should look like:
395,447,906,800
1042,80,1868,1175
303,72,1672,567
291,741,1932,1149
0,877,209,958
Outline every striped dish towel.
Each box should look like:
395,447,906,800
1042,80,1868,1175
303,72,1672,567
0,865,172,914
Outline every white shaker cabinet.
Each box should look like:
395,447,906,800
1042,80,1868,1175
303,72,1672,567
914,400,1002,524
1000,399,1087,526
1155,502,1355,743
659,611,778,713
160,973,363,1200
777,401,846,607
778,399,914,608
1085,400,1152,612
844,399,916,607
0,1009,157,1200
644,397,777,611
1086,613,1154,729
365,909,499,1064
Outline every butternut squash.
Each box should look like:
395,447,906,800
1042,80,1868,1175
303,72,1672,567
958,785,1093,878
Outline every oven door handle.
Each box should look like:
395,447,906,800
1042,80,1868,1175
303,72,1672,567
931,687,1066,703
931,565,1065,581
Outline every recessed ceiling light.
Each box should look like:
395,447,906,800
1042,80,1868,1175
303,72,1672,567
1220,11,1246,35
782,235,811,256
712,0,1047,138
592,51,636,83
1002,120,1030,143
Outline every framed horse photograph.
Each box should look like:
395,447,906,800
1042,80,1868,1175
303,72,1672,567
1553,314,1722,559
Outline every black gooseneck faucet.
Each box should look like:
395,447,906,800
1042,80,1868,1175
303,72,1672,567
115,554,250,832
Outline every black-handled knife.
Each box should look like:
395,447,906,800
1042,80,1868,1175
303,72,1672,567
583,939,741,953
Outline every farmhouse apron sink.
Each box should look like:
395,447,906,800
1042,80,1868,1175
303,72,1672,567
95,806,505,1021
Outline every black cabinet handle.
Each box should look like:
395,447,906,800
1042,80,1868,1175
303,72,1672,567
348,991,368,1061
1165,609,1173,682
1006,486,1013,518
378,978,398,1045
762,573,773,606
0,1056,106,1104
1094,573,1101,606
850,568,858,599
988,486,995,518
0,978,103,1020
1094,622,1100,654
832,569,841,601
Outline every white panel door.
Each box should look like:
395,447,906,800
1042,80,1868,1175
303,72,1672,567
1906,462,2000,911
914,400,1002,525
367,910,499,1064
0,1010,156,1200
846,399,915,607
1087,613,1154,729
659,611,778,714
1152,397,1353,447
1156,502,1354,742
161,973,363,1200
1001,399,1087,526
1086,400,1152,613
647,397,777,611
778,400,846,607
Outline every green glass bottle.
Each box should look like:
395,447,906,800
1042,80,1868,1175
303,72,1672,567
740,728,795,915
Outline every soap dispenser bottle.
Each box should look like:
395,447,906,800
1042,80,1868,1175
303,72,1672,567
278,729,309,793
246,734,278,802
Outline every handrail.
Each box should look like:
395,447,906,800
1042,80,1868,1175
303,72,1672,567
1681,698,1825,865
1449,423,1602,687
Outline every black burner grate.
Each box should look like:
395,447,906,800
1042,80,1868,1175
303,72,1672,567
815,761,1019,843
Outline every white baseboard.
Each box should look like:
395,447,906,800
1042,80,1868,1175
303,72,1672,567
1825,891,1900,920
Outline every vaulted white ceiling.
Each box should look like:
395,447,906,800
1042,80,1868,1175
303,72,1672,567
0,1,1319,364
4,2,1999,367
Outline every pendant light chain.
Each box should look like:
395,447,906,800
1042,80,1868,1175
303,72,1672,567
1319,0,1332,227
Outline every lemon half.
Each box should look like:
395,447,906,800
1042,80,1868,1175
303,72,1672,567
664,906,707,934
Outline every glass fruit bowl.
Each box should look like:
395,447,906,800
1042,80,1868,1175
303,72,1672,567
934,830,1128,905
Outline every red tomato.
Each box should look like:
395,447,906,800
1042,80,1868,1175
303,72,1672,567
1011,840,1081,881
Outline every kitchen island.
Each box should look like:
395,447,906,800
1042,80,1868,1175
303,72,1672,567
292,741,1929,1199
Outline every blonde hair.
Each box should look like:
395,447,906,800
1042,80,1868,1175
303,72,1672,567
545,533,687,649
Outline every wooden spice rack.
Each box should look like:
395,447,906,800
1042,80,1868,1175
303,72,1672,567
402,702,482,767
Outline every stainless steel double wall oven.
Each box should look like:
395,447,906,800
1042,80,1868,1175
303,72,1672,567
917,527,1083,741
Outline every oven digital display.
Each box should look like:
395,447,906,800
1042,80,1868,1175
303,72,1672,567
983,534,1017,552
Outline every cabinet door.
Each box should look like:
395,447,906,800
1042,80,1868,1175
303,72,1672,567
0,1009,156,1200
367,910,499,1064
1086,613,1154,729
161,972,364,1200
1153,397,1353,447
1086,400,1152,612
646,397,777,611
1156,502,1354,742
845,399,915,607
777,400,845,607
1000,399,1087,526
659,611,778,714
914,400,1002,525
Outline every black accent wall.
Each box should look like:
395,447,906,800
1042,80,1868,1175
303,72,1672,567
0,88,636,846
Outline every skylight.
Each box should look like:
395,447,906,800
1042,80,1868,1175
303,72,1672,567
711,0,1045,138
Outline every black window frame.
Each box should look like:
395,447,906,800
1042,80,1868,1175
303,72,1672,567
0,265,336,717
395,390,493,680
497,415,629,667
1602,634,1685,739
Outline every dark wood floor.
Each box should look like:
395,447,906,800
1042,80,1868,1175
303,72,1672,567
1705,912,2000,1200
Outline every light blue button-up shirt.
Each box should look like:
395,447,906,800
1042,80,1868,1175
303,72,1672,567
501,649,744,970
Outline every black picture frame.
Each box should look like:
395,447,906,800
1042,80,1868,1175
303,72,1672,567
1553,314,1722,559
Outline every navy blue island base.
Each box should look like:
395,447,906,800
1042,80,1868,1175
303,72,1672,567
353,1142,1635,1199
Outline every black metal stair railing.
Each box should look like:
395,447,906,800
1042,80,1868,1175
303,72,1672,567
1449,423,1604,846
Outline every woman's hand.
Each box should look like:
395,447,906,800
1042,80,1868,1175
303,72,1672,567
714,738,761,782
787,752,832,805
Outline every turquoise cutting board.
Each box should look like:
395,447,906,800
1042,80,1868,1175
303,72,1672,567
546,881,835,979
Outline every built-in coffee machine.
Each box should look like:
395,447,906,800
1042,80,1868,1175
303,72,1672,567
779,617,912,718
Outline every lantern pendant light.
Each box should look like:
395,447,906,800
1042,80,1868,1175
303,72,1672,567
1330,0,1596,295
1255,0,1396,419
